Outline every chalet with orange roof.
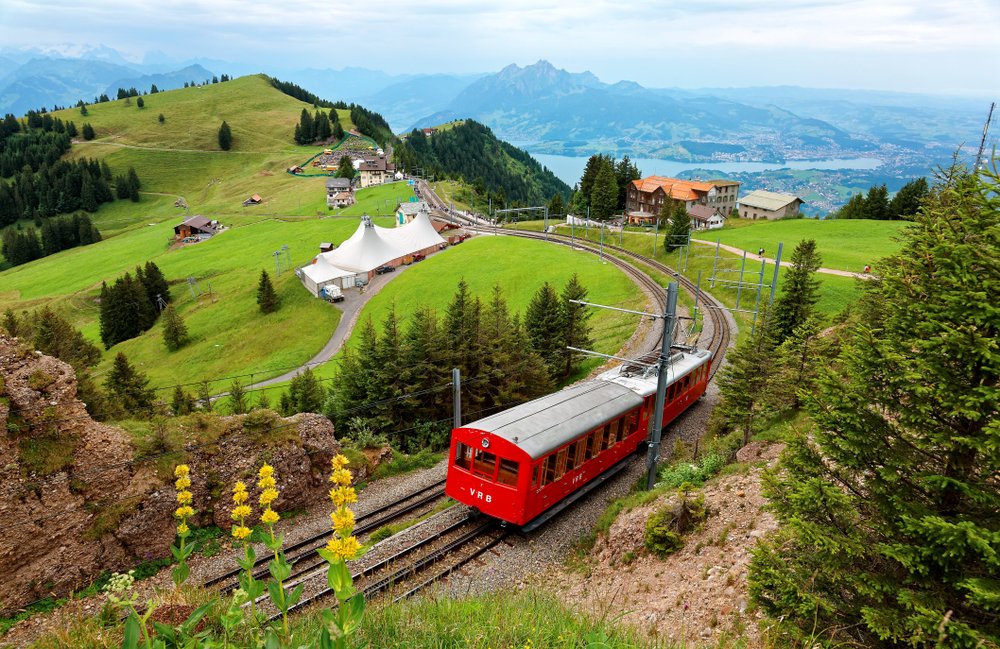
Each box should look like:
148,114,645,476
625,176,739,224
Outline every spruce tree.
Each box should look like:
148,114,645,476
887,177,929,220
256,269,279,313
399,305,449,422
171,385,194,415
713,305,778,446
749,165,1000,647
547,193,565,217
288,367,325,415
198,380,213,412
141,260,170,307
525,282,566,379
104,352,156,414
589,158,618,220
127,167,141,202
81,123,95,140
770,238,822,343
337,154,355,179
228,378,249,415
161,304,189,351
218,120,232,151
559,274,593,378
136,97,144,109
664,201,690,252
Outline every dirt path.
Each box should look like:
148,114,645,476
691,238,870,278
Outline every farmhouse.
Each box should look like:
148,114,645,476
688,204,727,230
242,194,262,206
173,215,218,240
626,176,740,224
326,177,355,208
298,213,446,297
738,190,804,220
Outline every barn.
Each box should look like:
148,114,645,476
298,212,446,297
173,215,218,239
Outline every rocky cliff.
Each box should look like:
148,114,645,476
0,334,340,611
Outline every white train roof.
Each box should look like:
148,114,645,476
463,381,643,460
597,347,712,398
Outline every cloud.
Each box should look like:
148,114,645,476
0,0,997,93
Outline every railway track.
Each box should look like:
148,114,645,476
204,478,448,592
263,512,507,621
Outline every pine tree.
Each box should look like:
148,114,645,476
589,158,618,220
287,367,325,415
664,201,690,252
141,260,170,307
256,269,279,313
749,165,1000,647
218,121,232,151
559,274,594,378
228,378,249,414
770,238,822,343
525,282,566,379
158,113,165,124
81,123,95,140
547,193,565,217
444,279,483,387
614,155,641,210
713,305,778,446
887,177,929,220
337,154,355,179
198,380,213,412
862,183,889,220
136,97,144,109
161,304,189,351
104,352,156,414
171,385,194,415
127,167,141,202
399,305,449,423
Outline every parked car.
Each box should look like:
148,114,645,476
375,265,395,275
412,253,426,263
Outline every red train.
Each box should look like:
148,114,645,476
445,346,712,529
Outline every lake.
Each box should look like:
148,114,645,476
529,153,884,186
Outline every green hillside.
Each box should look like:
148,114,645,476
1,77,643,393
702,218,909,273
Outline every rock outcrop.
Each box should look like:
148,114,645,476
0,335,339,611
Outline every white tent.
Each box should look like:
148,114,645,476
299,215,446,297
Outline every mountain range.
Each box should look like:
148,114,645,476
0,46,991,168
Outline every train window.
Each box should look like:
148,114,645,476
555,448,569,479
607,419,621,445
532,464,542,487
625,411,638,435
472,450,497,479
600,424,613,451
543,454,558,485
454,443,472,469
575,439,587,466
565,441,579,472
616,418,629,443
497,458,519,486
584,431,598,460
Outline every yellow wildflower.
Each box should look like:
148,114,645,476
174,464,190,478
175,476,191,490
328,486,357,507
331,454,350,470
232,484,248,504
231,504,252,520
261,508,280,525
259,487,279,506
330,508,355,533
257,475,276,490
258,464,274,479
177,522,190,536
325,535,362,561
175,505,194,519
176,490,193,504
329,468,352,487
231,525,251,540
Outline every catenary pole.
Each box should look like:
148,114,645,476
646,282,678,490
452,368,462,428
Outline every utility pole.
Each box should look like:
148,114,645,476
646,282,678,490
975,102,995,173
452,368,462,428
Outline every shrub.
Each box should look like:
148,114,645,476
27,369,54,391
657,452,726,489
643,489,707,558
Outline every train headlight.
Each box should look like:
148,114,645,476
481,438,490,449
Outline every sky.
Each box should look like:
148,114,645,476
1,0,999,95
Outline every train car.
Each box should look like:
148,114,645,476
446,346,712,528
